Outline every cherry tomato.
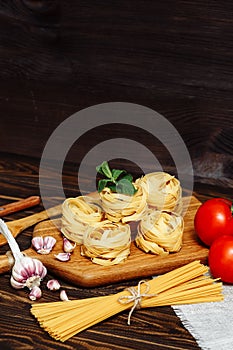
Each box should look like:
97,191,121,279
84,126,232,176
194,198,233,246
208,235,233,283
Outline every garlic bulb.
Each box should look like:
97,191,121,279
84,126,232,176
0,219,47,290
11,256,47,289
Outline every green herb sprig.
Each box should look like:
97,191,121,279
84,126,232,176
96,161,137,196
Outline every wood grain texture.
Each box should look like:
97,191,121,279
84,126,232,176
0,1,233,189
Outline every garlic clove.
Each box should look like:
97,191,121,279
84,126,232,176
33,258,47,280
47,279,61,291
29,286,42,301
10,276,25,289
11,264,26,283
60,290,69,301
63,237,76,253
22,257,39,278
54,252,71,262
32,236,56,255
31,236,44,251
43,236,56,249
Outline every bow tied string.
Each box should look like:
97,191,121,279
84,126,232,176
118,280,157,325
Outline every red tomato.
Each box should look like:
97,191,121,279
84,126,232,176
194,198,233,246
208,235,233,283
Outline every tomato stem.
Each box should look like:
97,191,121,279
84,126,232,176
231,204,233,215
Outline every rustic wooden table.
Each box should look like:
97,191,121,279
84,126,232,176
0,152,229,350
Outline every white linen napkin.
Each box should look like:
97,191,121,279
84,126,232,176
172,284,233,350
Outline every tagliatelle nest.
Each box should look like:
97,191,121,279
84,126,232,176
136,172,183,214
99,182,148,223
61,171,184,265
81,222,131,266
135,209,184,255
61,196,109,244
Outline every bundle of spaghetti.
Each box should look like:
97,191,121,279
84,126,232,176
99,182,147,223
135,209,184,255
80,222,131,266
136,172,183,214
61,196,109,244
31,261,223,342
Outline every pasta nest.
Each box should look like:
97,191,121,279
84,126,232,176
61,196,108,244
135,209,184,255
136,172,183,214
99,182,147,223
81,222,131,266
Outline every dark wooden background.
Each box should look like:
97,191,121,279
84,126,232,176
0,0,233,191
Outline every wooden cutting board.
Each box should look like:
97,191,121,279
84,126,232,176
19,195,208,287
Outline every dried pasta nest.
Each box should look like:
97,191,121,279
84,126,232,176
135,209,184,255
99,182,147,223
136,172,183,214
61,196,108,244
81,222,131,266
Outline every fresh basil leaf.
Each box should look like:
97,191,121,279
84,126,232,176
120,173,133,182
96,164,105,175
98,179,111,192
116,178,137,196
108,184,117,192
96,161,136,195
100,161,112,178
112,169,126,181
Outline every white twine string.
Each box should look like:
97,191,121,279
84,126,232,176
118,280,157,325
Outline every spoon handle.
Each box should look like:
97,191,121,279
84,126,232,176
0,196,41,217
0,205,62,246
